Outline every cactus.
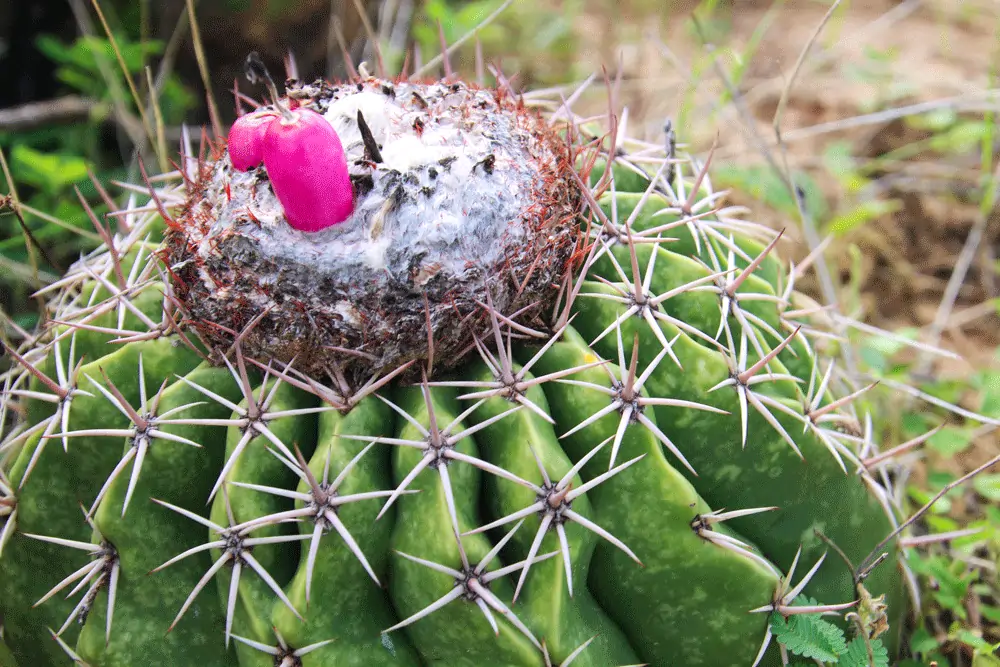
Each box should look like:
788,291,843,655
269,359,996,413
0,58,923,667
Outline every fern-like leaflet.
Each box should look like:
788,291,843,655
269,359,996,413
770,597,848,663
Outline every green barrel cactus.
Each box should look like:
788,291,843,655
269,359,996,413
0,60,916,667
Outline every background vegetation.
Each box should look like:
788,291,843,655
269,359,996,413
1,0,999,664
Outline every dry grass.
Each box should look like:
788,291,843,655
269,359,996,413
565,0,1000,362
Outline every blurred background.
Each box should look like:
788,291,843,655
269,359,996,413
1,1,999,662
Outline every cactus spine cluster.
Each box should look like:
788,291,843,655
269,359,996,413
0,63,916,667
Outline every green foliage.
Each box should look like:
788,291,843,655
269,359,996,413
769,601,890,666
770,601,847,663
907,551,977,622
826,198,902,236
711,164,828,220
841,45,916,113
839,637,889,667
975,473,1000,503
411,0,582,86
1,28,196,333
33,34,194,123
9,145,91,192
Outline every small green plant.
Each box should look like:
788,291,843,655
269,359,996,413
770,598,890,667
412,0,583,85
0,29,196,333
33,35,193,119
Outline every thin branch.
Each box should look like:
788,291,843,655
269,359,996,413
412,0,515,78
916,156,1000,375
88,0,157,152
858,453,1000,578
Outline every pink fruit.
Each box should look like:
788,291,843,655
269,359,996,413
227,110,279,171
262,108,355,232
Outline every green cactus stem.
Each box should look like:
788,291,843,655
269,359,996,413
0,63,924,667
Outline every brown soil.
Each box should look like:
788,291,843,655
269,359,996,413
569,0,1000,373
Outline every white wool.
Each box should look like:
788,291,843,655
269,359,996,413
200,80,545,294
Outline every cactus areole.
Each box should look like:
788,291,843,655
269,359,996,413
170,78,579,384
1,69,914,667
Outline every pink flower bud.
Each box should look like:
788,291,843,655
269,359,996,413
262,108,355,232
227,110,279,172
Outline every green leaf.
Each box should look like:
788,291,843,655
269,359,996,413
979,371,1000,418
974,473,1000,501
907,108,959,132
838,637,889,667
979,605,1000,625
822,141,868,193
900,412,934,440
9,144,90,192
925,514,960,535
929,121,991,155
952,628,1000,654
864,331,912,357
908,553,974,619
927,426,974,456
34,34,75,64
907,626,940,655
927,471,959,489
827,198,903,236
769,603,847,662
55,68,104,99
74,35,165,74
711,164,828,220
974,652,1000,667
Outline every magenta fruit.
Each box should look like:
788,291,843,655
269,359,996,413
261,106,355,232
227,109,279,172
